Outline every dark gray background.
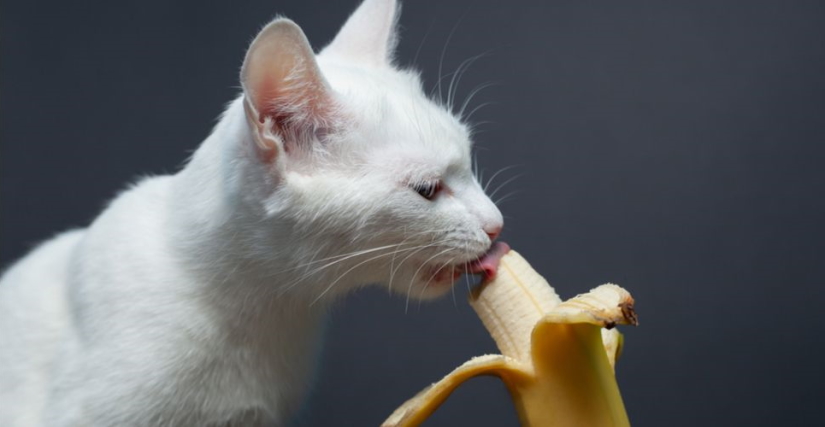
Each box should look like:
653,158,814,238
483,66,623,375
3,0,824,425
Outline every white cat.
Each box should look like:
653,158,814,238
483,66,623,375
0,0,504,425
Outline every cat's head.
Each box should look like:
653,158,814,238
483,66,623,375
238,0,503,301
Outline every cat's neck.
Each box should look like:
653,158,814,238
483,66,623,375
167,97,339,306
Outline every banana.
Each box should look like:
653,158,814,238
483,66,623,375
382,250,638,427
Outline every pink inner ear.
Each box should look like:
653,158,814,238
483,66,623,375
242,20,336,138
256,76,332,136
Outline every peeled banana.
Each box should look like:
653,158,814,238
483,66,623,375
383,250,638,427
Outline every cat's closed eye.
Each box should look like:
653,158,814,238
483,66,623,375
412,180,442,200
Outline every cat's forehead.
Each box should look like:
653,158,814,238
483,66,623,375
320,59,471,158
318,57,423,96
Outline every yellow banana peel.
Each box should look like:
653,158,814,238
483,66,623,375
383,250,638,427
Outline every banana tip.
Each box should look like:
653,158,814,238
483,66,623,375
619,300,639,326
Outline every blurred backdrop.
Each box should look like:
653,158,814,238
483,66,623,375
3,0,824,425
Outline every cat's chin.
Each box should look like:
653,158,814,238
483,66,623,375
383,263,463,301
412,265,466,300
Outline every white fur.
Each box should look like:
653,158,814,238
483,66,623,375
0,0,503,425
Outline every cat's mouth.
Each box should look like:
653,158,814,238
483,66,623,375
426,241,511,285
463,241,511,279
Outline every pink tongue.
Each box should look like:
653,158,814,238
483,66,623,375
466,241,511,279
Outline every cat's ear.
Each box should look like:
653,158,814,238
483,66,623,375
321,0,399,67
241,18,334,163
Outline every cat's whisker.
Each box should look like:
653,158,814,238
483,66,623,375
300,245,393,269
449,262,458,307
274,243,403,278
391,242,450,293
494,190,523,207
464,101,497,123
412,19,436,67
311,238,456,304
472,152,482,184
300,245,326,271
462,240,475,294
389,238,452,283
467,121,496,137
388,232,437,292
405,247,456,314
310,248,409,305
284,228,443,277
417,255,459,311
433,14,464,105
289,232,453,297
459,81,500,120
280,245,410,295
447,52,489,113
483,164,521,194
488,173,525,200
291,239,444,292
464,269,473,294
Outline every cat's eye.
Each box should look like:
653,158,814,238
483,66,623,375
412,180,441,200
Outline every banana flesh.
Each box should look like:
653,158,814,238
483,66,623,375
383,250,637,427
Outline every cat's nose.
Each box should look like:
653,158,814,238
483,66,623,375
485,225,502,242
